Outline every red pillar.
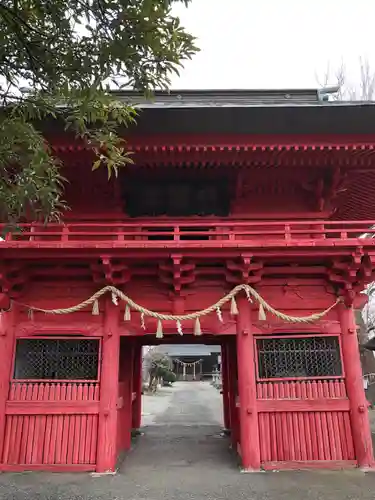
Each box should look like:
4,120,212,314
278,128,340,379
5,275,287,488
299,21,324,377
0,308,15,462
221,342,230,431
236,296,260,471
227,339,238,449
339,304,374,468
96,299,120,473
122,340,134,450
132,343,142,431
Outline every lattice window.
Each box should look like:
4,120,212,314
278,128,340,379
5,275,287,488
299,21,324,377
256,336,342,379
13,338,100,380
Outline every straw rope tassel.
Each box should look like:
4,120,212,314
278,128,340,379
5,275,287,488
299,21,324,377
92,299,99,316
156,320,164,339
111,292,118,306
124,304,131,321
194,317,202,336
177,320,183,335
245,287,253,303
216,307,223,322
230,296,239,315
258,302,266,321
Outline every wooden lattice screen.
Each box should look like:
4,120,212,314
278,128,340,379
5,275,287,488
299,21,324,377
2,337,100,470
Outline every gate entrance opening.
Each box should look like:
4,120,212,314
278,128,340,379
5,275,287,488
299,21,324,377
129,341,228,472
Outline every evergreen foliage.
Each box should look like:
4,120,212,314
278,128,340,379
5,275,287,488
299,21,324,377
0,0,197,223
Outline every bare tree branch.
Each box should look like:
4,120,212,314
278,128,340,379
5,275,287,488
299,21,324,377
317,57,375,101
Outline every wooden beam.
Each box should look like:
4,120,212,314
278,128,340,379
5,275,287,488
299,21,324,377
236,296,260,471
339,304,374,468
96,299,120,473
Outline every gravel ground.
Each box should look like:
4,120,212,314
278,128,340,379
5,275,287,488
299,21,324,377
1,382,375,500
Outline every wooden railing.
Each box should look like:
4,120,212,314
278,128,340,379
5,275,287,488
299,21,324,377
4,381,100,468
1,220,375,247
8,381,100,402
256,378,347,400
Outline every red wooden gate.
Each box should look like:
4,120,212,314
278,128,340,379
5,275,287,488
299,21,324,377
1,337,100,471
255,334,356,469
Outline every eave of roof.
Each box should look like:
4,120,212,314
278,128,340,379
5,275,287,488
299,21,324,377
39,88,375,136
109,88,375,109
52,141,375,158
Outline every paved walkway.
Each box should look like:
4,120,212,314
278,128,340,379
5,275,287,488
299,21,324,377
2,382,375,499
369,408,375,433
124,382,231,472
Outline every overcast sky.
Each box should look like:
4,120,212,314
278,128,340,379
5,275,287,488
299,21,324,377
170,0,375,90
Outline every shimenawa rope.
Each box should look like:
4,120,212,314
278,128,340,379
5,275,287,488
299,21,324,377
16,284,341,335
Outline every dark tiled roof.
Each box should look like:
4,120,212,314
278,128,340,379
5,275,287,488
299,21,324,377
156,344,221,357
110,88,334,108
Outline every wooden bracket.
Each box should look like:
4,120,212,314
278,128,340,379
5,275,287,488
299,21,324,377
158,254,196,295
91,256,130,285
328,251,375,307
225,255,263,285
0,262,28,300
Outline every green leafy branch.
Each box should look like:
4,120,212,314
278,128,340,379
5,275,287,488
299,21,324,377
0,0,198,223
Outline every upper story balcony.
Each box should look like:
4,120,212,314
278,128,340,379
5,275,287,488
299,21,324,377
1,220,375,255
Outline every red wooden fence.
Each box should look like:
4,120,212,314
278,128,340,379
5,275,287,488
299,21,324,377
2,381,99,470
255,335,356,469
1,219,375,248
257,379,354,466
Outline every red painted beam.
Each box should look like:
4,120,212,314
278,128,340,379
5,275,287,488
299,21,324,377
221,343,230,431
257,399,350,412
132,344,143,431
262,460,357,471
0,464,96,472
96,300,120,473
50,133,375,149
339,305,374,468
5,402,100,415
236,297,261,471
1,247,374,261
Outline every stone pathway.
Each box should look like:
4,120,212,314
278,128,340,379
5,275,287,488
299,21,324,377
369,408,375,433
123,382,232,472
2,382,375,499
